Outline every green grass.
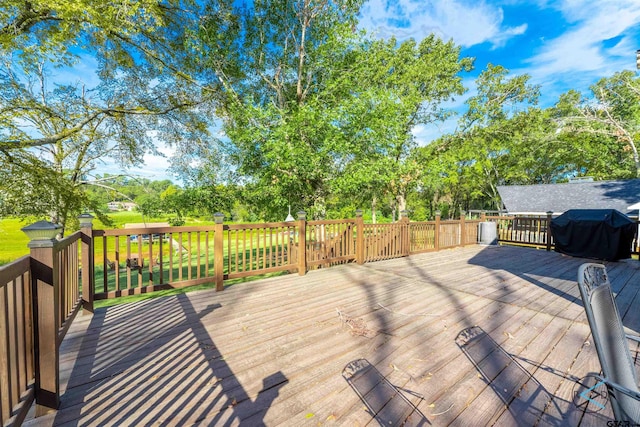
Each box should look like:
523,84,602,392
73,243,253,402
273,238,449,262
2,212,318,308
0,218,32,264
96,211,216,229
0,212,218,266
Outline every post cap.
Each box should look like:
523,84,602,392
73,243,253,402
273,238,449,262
435,210,441,217
78,212,94,227
213,213,224,224
22,220,62,242
400,210,408,218
355,209,363,218
297,211,306,220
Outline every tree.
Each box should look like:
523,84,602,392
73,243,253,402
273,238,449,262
191,0,365,219
1,0,207,151
1,0,166,60
428,64,540,211
0,0,212,232
328,35,471,220
193,0,471,220
558,71,640,177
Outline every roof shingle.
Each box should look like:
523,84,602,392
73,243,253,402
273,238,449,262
497,179,640,215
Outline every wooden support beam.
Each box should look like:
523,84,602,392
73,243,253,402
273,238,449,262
28,238,60,415
355,210,364,265
214,213,225,291
297,212,307,275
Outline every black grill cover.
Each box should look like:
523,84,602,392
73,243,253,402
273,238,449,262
550,209,636,261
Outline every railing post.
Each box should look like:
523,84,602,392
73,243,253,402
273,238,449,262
435,211,441,251
355,209,364,264
480,211,486,222
78,213,94,313
297,211,307,275
214,213,225,291
546,211,553,252
460,211,466,246
400,210,410,256
22,221,62,415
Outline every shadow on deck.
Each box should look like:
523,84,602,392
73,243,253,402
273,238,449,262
25,245,640,426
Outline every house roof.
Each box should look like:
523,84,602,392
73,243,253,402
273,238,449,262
497,179,640,216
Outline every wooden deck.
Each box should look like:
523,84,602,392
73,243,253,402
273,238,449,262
24,245,640,426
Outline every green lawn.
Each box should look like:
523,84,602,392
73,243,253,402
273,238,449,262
1,213,296,307
0,217,32,265
0,212,218,266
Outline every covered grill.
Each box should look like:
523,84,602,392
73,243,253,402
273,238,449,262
550,209,636,261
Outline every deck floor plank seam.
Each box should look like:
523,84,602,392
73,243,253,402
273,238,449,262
22,245,640,427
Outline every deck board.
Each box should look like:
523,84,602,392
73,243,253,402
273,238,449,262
23,245,640,426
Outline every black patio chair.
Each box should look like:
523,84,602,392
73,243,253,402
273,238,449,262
577,262,640,422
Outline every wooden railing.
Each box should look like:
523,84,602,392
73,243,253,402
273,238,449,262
306,219,356,268
88,212,487,303
485,213,640,255
0,256,34,427
56,232,83,339
485,214,554,250
409,221,436,253
409,214,480,254
92,225,220,300
0,228,84,426
363,221,409,262
0,210,496,425
226,222,297,279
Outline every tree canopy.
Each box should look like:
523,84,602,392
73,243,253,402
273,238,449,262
188,0,472,220
1,0,639,229
0,0,212,232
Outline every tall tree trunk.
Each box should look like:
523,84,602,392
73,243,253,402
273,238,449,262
371,195,377,224
390,199,396,222
396,193,406,214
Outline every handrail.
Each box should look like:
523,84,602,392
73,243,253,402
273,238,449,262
0,256,35,426
3,211,593,424
88,216,490,301
8,210,640,425
485,214,554,250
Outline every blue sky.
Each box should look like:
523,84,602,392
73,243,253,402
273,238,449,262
89,0,640,182
359,0,640,145
360,0,640,103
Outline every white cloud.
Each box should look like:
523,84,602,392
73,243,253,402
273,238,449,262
359,0,527,48
52,53,101,88
527,1,640,80
412,117,458,146
133,143,177,181
90,143,178,183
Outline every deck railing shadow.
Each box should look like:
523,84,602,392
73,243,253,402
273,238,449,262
468,245,640,336
467,245,583,302
56,293,288,425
